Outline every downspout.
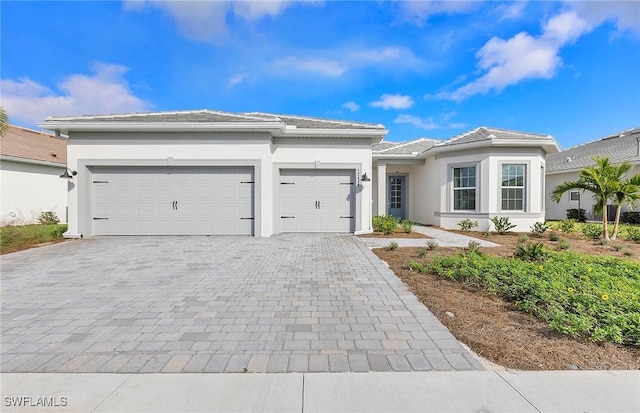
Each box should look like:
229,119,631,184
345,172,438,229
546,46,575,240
637,136,640,157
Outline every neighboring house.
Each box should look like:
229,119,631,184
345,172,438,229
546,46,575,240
0,125,68,225
545,127,640,221
39,110,387,237
373,127,560,232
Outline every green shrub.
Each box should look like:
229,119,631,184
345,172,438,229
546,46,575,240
549,232,560,241
566,208,587,222
400,219,415,233
625,227,640,242
417,249,427,258
385,240,398,251
414,250,640,345
458,219,478,231
0,224,67,252
466,240,481,254
372,215,398,235
560,219,576,234
530,221,549,235
582,223,603,240
557,239,570,250
518,234,530,243
490,216,516,234
621,211,640,225
514,241,547,262
426,240,439,251
37,211,60,225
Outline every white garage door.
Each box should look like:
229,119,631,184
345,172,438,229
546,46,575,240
280,169,355,232
92,166,254,235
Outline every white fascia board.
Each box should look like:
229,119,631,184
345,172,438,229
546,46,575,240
373,153,419,159
275,127,388,139
429,138,559,155
37,121,285,134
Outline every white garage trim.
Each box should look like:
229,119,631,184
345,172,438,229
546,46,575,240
77,159,263,237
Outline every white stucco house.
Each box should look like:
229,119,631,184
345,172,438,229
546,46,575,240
1,125,68,225
373,127,560,232
40,110,387,237
40,110,560,237
545,127,640,221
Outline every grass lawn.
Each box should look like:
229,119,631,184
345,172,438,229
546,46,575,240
0,224,68,254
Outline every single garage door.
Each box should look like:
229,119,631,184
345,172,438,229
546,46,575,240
280,169,355,232
92,166,254,235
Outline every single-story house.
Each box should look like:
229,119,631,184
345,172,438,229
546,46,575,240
39,110,387,237
1,125,68,225
40,110,560,237
545,127,640,221
373,127,560,232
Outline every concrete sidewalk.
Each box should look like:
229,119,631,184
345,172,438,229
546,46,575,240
2,370,638,412
359,225,500,248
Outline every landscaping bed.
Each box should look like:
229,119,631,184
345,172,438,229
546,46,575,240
0,224,68,254
373,230,640,370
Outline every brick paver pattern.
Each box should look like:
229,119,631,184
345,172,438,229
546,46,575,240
1,234,484,373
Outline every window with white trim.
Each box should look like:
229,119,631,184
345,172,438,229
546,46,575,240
453,166,476,210
501,164,525,211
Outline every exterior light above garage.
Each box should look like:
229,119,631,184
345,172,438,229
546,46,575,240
59,168,77,179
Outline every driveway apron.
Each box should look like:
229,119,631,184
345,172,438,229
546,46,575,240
1,234,483,373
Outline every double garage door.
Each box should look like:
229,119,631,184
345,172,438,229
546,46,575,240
280,169,355,232
92,166,254,235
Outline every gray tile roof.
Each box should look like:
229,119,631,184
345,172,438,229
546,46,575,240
547,127,640,173
44,110,276,124
439,126,551,147
244,112,384,130
43,110,384,131
373,138,439,155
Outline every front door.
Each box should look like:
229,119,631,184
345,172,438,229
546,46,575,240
387,175,406,219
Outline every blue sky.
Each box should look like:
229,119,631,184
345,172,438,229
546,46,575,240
1,1,639,147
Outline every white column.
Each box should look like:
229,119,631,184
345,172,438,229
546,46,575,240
377,163,387,216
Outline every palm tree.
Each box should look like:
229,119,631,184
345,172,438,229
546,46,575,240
611,172,640,240
0,107,8,137
551,157,620,240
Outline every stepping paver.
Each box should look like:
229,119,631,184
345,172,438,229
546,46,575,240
1,234,483,373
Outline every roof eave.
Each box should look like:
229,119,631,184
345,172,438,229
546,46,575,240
276,127,387,140
37,121,285,135
0,154,67,167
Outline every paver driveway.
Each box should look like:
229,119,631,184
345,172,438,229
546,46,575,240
1,234,483,373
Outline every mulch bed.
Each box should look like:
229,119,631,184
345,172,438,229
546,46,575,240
373,230,640,370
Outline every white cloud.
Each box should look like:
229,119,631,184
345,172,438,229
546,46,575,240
0,63,150,126
228,73,249,86
274,57,346,77
233,1,293,20
394,114,439,130
497,1,528,21
394,112,466,130
568,1,640,35
341,101,360,112
124,0,306,43
271,45,426,78
399,0,481,24
436,10,591,101
370,94,414,110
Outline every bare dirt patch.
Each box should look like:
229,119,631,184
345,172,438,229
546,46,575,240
373,231,640,370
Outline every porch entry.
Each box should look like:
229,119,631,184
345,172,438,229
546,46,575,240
387,175,406,219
